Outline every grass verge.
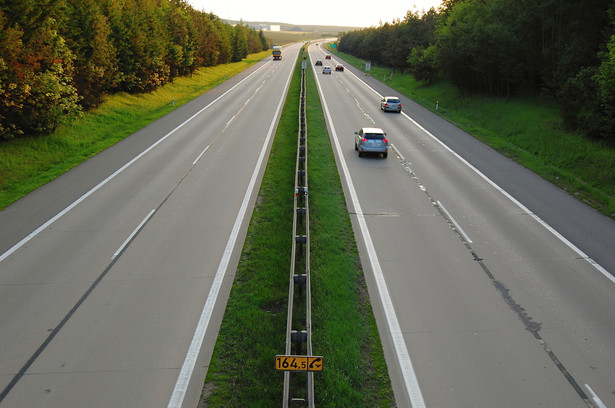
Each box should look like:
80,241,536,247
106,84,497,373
0,51,270,210
201,47,395,406
326,45,615,219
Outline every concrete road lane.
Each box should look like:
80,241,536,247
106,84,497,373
309,43,615,408
0,43,302,408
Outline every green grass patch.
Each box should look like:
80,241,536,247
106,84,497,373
202,48,395,407
327,45,615,219
0,51,270,210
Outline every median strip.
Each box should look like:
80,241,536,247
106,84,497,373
202,45,395,407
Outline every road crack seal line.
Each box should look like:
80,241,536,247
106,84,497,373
392,151,596,408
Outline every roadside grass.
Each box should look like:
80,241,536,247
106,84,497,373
202,48,395,406
327,46,615,218
0,51,270,210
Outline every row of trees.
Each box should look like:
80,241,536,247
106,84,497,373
0,0,270,139
338,0,615,140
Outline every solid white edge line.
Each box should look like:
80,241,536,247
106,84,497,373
584,384,608,408
346,62,614,285
166,56,294,408
112,209,156,260
0,61,271,265
310,50,426,408
437,200,473,244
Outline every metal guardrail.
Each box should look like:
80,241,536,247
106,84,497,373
280,62,318,407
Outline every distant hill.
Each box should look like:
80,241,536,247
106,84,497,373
223,20,363,34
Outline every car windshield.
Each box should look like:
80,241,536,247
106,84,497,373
387,99,400,103
364,134,385,140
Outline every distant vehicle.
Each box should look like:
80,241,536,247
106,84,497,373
322,66,332,74
272,45,282,60
325,55,331,59
354,127,389,158
335,64,344,71
315,60,323,66
380,96,402,113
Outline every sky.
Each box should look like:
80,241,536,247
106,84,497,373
185,1,443,28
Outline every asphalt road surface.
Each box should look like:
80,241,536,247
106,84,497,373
0,43,303,408
310,43,615,408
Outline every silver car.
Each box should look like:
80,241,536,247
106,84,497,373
380,96,402,112
354,127,389,158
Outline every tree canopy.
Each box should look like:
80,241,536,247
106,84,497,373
338,0,615,141
0,0,270,139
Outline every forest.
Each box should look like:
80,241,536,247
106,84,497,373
337,0,615,141
0,0,269,139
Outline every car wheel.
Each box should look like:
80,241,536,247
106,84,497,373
383,152,388,158
358,151,363,157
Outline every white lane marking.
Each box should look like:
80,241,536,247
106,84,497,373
193,145,210,166
166,56,294,408
345,61,614,284
112,209,156,260
0,61,271,265
390,143,405,162
310,51,426,408
401,112,614,283
585,384,608,408
437,200,473,244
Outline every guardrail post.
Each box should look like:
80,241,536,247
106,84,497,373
291,330,308,355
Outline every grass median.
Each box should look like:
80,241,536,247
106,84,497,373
201,47,395,407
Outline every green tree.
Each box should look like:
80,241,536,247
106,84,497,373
165,1,196,80
67,0,118,108
191,11,222,66
408,44,438,83
0,9,80,139
435,0,526,95
595,33,615,138
231,23,249,62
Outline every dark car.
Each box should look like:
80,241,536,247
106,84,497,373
335,64,344,71
315,60,323,66
354,127,389,158
325,55,331,59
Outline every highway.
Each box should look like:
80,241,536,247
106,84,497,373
1,39,614,408
0,43,303,408
308,43,615,407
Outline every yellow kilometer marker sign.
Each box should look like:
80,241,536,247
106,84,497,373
275,355,324,372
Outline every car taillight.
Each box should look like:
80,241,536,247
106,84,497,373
384,103,389,107
383,139,388,143
362,138,368,142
